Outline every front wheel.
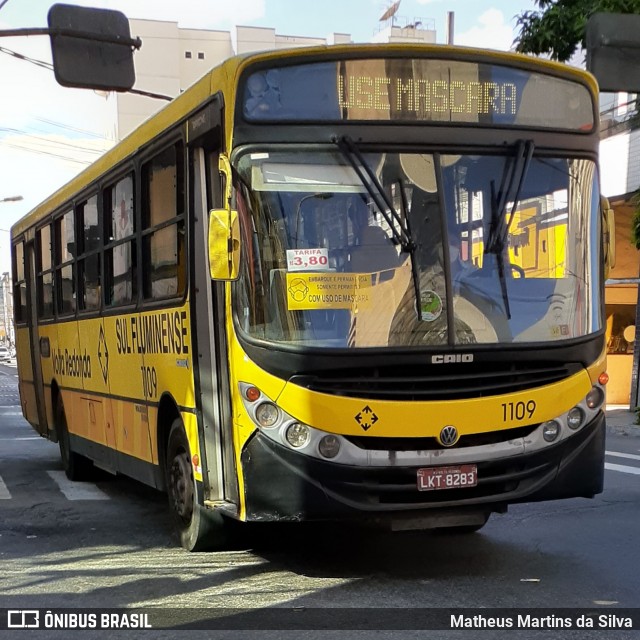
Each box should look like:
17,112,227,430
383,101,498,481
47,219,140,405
165,419,229,551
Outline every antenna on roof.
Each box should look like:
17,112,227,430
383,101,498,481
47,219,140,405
379,0,401,26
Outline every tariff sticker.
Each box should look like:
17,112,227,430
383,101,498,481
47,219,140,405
286,248,330,272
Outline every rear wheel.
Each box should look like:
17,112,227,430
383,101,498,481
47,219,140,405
56,398,93,481
165,419,229,551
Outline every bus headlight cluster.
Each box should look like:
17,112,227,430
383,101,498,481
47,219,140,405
541,420,561,442
255,402,279,428
537,382,605,446
566,406,584,430
239,382,345,460
318,434,341,458
586,385,605,410
285,423,310,448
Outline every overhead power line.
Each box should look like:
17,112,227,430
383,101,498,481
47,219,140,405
1,141,92,165
0,46,171,101
0,45,53,71
0,128,107,153
33,116,113,140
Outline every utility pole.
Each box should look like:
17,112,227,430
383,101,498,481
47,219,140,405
0,273,9,346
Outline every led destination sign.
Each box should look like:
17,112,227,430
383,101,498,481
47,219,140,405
242,57,594,130
337,75,517,116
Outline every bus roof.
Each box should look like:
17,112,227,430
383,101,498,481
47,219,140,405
11,42,597,238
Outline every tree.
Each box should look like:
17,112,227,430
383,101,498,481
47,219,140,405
514,0,640,62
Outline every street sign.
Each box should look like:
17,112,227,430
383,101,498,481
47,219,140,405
587,13,640,93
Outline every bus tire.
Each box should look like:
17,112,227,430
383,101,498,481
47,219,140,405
56,399,92,481
165,419,228,551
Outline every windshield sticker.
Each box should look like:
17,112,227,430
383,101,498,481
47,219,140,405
286,272,373,310
287,248,330,272
420,290,443,322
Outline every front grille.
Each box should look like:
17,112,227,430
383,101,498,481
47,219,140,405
290,361,580,400
320,455,556,507
345,423,538,451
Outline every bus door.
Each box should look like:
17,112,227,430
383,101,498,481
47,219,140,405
24,239,47,435
190,141,238,507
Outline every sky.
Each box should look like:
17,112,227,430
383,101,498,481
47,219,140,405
0,0,538,273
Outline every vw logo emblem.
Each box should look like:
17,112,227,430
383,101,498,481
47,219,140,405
439,425,459,447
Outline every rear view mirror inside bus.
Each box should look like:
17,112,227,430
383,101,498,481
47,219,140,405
208,208,240,280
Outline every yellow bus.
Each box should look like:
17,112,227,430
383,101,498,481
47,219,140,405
12,44,613,550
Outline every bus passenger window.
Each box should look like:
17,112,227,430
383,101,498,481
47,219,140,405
78,196,101,311
104,175,136,306
36,224,54,319
142,144,186,300
55,210,76,315
12,241,27,323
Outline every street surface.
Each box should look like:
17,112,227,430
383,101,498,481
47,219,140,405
0,361,639,638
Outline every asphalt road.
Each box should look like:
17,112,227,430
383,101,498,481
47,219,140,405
1,363,639,639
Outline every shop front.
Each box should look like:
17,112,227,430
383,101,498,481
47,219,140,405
605,200,639,407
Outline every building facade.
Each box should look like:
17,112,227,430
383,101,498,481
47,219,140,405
109,18,436,140
0,272,14,346
599,92,640,406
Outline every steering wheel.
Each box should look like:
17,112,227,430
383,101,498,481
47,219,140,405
509,263,525,278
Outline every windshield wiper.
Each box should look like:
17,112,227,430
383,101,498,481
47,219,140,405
335,136,422,320
485,139,535,319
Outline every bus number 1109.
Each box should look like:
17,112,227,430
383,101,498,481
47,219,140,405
501,400,536,422
141,366,158,399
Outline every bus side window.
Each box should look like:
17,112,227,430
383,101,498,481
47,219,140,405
77,195,101,312
141,143,186,300
104,174,136,307
12,241,27,323
36,224,54,319
55,210,76,315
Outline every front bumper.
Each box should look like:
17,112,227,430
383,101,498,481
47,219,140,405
241,412,605,522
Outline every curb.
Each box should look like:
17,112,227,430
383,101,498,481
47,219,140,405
605,408,640,437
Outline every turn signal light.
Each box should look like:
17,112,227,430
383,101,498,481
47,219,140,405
245,386,260,402
598,372,609,386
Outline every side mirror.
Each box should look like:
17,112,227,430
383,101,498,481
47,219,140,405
208,155,240,280
48,4,137,91
208,208,240,280
601,196,616,278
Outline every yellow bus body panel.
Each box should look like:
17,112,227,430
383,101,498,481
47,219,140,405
226,314,594,453
275,371,591,437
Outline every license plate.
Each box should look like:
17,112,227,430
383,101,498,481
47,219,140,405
417,465,478,491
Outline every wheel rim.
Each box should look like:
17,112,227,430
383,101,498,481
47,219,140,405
169,448,194,524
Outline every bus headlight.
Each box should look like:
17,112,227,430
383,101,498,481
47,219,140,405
318,434,341,459
567,406,585,430
255,402,279,428
586,386,605,410
286,423,310,448
541,420,561,442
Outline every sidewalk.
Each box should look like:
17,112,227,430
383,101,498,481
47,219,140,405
605,405,640,436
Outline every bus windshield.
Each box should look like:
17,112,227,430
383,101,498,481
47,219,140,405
233,147,601,348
